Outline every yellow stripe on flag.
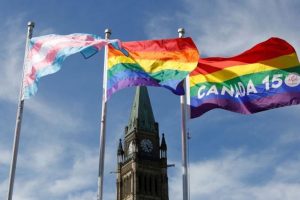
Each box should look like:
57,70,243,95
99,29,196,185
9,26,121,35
108,56,197,73
190,53,299,86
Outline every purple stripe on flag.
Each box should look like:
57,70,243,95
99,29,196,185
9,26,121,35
190,92,300,118
107,78,159,99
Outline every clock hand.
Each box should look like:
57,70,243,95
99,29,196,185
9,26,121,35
146,144,152,151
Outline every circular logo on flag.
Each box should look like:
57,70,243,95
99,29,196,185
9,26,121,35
285,73,300,87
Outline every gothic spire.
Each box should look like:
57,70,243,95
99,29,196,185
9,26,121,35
160,133,167,159
127,86,157,134
160,133,167,150
117,139,124,155
117,139,124,163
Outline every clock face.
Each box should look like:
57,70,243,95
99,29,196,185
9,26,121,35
140,139,153,153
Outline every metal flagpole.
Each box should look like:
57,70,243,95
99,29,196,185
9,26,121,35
7,21,35,200
178,27,189,200
97,28,111,200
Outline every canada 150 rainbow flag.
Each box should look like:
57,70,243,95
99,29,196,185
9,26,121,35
107,37,199,99
189,37,300,118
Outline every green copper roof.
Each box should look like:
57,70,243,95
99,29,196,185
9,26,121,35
127,86,157,133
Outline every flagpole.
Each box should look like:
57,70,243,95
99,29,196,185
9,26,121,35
97,28,111,200
178,28,189,200
7,21,35,200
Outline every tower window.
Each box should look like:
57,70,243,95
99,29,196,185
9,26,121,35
155,177,158,195
128,176,130,195
122,178,125,196
125,177,128,196
144,175,147,194
149,176,152,194
138,174,142,193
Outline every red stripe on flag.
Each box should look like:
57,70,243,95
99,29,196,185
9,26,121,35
190,37,295,76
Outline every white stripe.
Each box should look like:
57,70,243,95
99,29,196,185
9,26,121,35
31,36,94,64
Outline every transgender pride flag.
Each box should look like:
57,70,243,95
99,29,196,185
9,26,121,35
22,33,121,99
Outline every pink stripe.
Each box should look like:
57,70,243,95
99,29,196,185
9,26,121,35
23,68,37,86
31,34,96,52
29,40,107,71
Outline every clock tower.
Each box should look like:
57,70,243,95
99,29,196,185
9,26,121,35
116,86,169,200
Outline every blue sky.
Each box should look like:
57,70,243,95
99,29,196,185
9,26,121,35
1,0,300,199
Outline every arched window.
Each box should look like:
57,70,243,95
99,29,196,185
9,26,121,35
127,177,129,196
139,174,142,193
122,178,125,196
155,176,158,195
149,176,152,194
125,177,128,196
129,174,132,194
144,175,147,194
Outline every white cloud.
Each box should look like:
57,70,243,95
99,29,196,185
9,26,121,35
23,143,65,172
169,147,300,200
144,15,175,39
67,191,97,200
25,99,84,133
0,143,100,200
48,146,98,196
0,148,11,166
0,17,26,102
145,0,300,56
278,131,300,145
274,156,300,183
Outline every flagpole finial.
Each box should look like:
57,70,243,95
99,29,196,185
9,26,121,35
178,28,185,38
27,21,35,28
104,28,111,39
27,22,35,39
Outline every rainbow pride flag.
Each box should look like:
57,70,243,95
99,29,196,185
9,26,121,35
189,37,300,118
107,37,199,99
23,33,121,99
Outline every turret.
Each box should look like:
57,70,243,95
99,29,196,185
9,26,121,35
117,139,124,164
160,133,167,159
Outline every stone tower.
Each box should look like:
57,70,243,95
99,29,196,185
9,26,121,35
116,86,169,200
